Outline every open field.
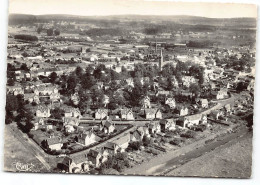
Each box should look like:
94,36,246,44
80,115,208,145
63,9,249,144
4,125,48,172
165,132,252,178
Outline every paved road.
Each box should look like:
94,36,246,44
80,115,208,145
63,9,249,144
70,126,137,158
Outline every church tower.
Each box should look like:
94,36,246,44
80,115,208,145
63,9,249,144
159,49,164,71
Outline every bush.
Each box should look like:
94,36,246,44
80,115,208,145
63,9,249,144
143,136,151,147
180,130,196,138
14,34,38,41
169,138,183,146
128,141,142,150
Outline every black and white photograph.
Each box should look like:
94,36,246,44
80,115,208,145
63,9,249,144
3,0,257,179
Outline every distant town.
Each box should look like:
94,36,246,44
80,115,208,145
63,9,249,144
5,14,255,176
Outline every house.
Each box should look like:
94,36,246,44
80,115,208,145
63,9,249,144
64,124,75,133
87,149,103,167
176,117,189,128
103,142,119,155
156,91,171,97
210,110,224,120
64,107,81,118
125,78,134,87
103,95,110,106
200,114,207,125
185,114,203,128
199,99,209,108
50,93,60,101
46,124,53,131
34,85,58,96
160,119,176,132
136,126,150,138
61,155,89,173
95,109,108,120
182,76,196,87
78,131,101,146
212,88,228,100
112,134,130,153
147,121,161,134
35,117,46,125
96,81,104,89
13,88,24,96
36,105,51,118
100,120,115,134
224,104,232,113
176,106,189,116
120,108,135,120
63,117,79,126
130,130,143,142
247,79,255,91
71,92,80,105
142,96,151,108
144,109,162,120
24,93,35,103
165,97,176,108
7,86,23,95
44,137,63,151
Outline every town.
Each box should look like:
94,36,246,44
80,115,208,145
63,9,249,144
5,14,255,176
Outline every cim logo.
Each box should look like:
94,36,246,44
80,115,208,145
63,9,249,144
12,162,35,172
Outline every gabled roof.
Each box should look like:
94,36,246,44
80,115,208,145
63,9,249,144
112,134,130,146
120,108,133,115
144,108,159,115
88,149,101,158
101,120,115,128
46,137,61,145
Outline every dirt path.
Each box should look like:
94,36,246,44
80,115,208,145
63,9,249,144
123,126,248,176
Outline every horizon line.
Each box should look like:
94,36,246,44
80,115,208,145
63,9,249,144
9,13,257,19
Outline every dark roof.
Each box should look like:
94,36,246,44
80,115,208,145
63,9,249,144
46,137,61,145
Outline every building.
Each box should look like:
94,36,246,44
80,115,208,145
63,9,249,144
63,117,79,126
44,137,63,151
95,109,108,120
87,149,103,167
36,105,51,118
120,108,135,120
160,119,176,132
61,155,90,173
165,97,176,108
147,121,161,134
144,109,162,120
78,131,101,146
100,120,115,134
142,96,151,108
64,107,81,118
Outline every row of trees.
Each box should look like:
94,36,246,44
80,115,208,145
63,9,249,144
37,26,60,36
6,94,34,133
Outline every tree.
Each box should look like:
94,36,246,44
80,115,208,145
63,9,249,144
66,74,77,93
37,27,43,34
51,107,64,120
54,29,60,36
166,77,174,91
49,72,58,84
7,78,15,86
189,83,200,97
20,63,29,71
128,141,142,150
75,66,83,77
47,28,54,36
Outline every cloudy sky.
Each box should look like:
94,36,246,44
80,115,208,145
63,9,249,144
9,0,257,18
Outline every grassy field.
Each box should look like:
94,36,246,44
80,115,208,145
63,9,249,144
166,132,252,178
4,125,47,173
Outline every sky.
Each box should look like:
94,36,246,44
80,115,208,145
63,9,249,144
8,0,257,18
